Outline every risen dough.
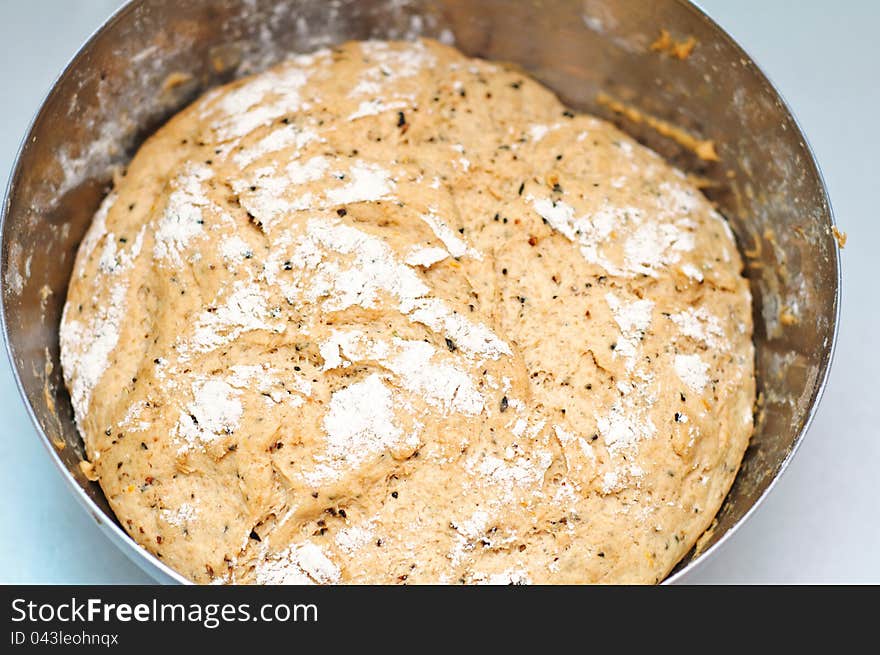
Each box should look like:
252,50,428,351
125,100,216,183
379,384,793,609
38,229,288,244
60,39,754,584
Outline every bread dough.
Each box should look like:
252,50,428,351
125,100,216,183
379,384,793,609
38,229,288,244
60,39,754,584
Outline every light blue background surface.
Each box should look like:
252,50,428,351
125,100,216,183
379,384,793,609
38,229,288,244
1,0,877,584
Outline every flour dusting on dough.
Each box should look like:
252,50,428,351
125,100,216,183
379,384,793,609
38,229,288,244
59,39,754,586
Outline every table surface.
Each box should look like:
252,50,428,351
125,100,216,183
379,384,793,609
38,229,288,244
1,0,877,584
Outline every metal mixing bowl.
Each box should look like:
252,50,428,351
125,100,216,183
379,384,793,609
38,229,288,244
0,0,840,584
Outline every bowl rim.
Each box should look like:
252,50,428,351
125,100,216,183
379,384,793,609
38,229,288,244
0,0,842,585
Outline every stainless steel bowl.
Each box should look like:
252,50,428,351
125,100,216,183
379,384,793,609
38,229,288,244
0,0,840,584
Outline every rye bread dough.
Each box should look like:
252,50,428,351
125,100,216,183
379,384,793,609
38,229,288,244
60,39,755,584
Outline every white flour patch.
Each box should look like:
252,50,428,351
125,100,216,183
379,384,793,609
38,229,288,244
387,338,484,415
419,211,481,260
405,246,449,268
306,374,404,484
681,263,704,282
286,155,329,185
235,159,395,232
293,217,510,363
256,542,340,585
602,470,622,494
75,192,116,276
219,234,253,263
319,331,484,415
234,167,315,229
674,354,710,392
60,228,145,425
528,196,627,276
449,510,490,566
97,237,120,274
298,217,429,311
624,222,694,276
226,364,265,387
605,293,654,372
325,162,394,206
226,363,301,404
527,123,561,143
161,503,197,528
60,294,123,424
347,99,408,121
659,181,701,215
529,193,697,277
350,40,436,97
471,450,553,500
670,307,727,349
319,330,374,371
529,124,551,142
335,523,375,555
207,62,318,141
185,279,284,355
119,399,152,433
98,227,145,276
54,119,128,201
596,397,657,454
176,378,243,448
232,155,333,230
153,164,213,265
233,124,320,168
406,298,511,361
553,425,596,470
